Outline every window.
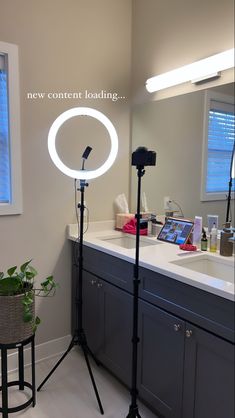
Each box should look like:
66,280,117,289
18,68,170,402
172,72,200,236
201,90,235,201
0,55,10,203
0,42,22,215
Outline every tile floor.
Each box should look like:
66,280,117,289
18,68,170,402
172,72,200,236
4,348,158,417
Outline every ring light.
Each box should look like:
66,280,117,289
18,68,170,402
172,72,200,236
48,107,118,180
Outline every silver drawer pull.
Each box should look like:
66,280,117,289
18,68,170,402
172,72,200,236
90,279,97,285
174,324,181,332
97,282,103,288
186,329,193,338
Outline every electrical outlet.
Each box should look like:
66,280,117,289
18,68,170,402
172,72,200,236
164,196,171,210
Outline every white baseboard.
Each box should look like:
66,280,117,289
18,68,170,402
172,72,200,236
0,334,72,375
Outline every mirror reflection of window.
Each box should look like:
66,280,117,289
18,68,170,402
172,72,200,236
204,92,235,198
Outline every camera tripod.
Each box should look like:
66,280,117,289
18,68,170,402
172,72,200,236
37,179,104,415
126,165,144,418
127,147,156,418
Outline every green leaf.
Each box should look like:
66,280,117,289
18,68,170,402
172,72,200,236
7,266,17,276
32,316,41,333
20,260,32,273
35,316,41,325
26,271,35,280
23,295,34,305
28,265,37,276
41,279,49,288
0,277,22,295
17,271,26,280
23,311,33,322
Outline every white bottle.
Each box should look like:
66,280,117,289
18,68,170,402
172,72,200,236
193,216,203,248
210,223,217,252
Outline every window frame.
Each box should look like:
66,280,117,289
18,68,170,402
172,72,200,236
200,89,235,202
0,41,22,215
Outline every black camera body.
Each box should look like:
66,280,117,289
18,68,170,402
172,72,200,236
132,147,156,167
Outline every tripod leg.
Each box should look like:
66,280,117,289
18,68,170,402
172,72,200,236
126,408,141,418
82,345,104,415
126,407,142,418
37,336,75,392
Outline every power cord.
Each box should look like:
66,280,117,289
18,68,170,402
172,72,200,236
169,199,184,218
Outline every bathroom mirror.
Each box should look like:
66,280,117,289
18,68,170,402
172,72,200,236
131,83,234,228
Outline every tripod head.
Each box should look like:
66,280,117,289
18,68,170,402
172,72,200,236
132,146,156,169
78,146,93,190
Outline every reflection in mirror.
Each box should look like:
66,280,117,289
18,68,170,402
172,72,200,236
131,83,234,229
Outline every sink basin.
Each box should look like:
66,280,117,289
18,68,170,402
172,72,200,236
100,235,160,249
171,254,234,283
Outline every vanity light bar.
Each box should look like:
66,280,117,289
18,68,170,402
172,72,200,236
146,49,235,93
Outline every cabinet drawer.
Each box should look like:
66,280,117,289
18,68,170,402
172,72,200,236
82,245,134,292
139,266,235,343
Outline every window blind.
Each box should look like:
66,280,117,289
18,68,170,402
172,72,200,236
207,100,235,194
0,64,11,204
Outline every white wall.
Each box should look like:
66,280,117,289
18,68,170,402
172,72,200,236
0,0,132,344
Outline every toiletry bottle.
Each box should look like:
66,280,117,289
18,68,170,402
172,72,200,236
220,222,233,256
210,223,217,252
201,228,208,251
193,216,203,248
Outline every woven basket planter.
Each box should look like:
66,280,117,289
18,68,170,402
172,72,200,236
0,292,35,344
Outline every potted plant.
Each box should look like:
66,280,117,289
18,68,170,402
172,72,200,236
0,260,57,344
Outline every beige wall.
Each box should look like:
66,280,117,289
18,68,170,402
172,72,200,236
0,0,132,344
131,0,234,103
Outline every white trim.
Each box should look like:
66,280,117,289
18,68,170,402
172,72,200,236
200,90,235,201
0,41,23,215
0,334,72,376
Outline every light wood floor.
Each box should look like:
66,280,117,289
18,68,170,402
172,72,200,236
6,348,158,417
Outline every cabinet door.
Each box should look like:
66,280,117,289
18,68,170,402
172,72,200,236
98,279,133,387
138,300,185,418
183,323,235,418
83,271,102,355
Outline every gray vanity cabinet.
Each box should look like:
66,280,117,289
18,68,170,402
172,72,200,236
182,323,235,418
71,243,234,418
138,298,235,418
138,300,185,418
82,269,133,386
97,278,133,386
82,270,102,355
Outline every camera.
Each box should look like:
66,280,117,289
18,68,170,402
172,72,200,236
131,147,156,167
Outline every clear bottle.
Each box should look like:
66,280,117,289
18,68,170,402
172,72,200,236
201,228,208,251
193,216,203,248
220,222,233,256
210,223,217,252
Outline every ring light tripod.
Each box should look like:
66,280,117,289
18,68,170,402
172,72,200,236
37,107,118,416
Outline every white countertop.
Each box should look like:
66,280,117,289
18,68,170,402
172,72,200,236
67,221,235,301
